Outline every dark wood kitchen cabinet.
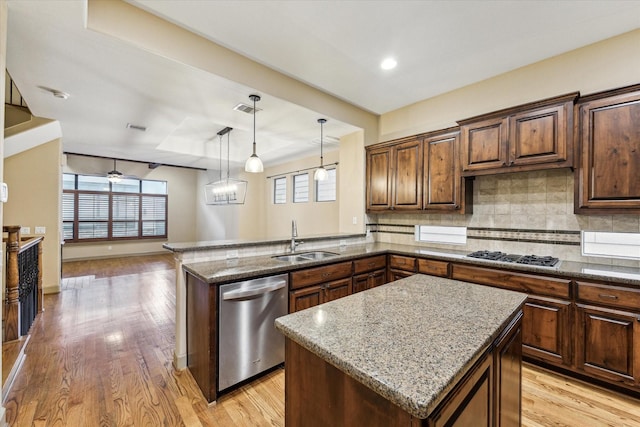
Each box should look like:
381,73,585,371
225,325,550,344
451,264,573,369
459,92,577,176
575,280,640,387
388,255,416,281
366,138,423,211
574,84,640,214
289,261,353,313
352,255,387,293
423,129,472,212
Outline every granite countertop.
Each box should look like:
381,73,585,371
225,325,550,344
181,242,640,288
162,232,365,253
275,274,528,419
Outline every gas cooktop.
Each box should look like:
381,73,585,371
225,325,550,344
466,250,560,268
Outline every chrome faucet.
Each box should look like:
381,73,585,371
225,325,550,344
291,220,302,252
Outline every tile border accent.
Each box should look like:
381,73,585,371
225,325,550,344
368,224,581,246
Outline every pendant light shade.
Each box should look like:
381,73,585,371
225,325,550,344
244,94,264,173
314,118,328,181
107,159,123,183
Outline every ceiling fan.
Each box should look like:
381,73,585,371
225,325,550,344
106,158,136,183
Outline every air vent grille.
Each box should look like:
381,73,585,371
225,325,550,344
233,103,262,114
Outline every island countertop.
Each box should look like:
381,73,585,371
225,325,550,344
275,274,528,419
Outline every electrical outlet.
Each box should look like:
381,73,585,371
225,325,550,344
35,226,46,234
20,226,30,235
227,250,239,259
352,216,358,225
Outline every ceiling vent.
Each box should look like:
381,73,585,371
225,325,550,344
233,103,262,114
126,123,147,132
310,135,340,146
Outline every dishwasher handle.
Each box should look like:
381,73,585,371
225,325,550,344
222,280,287,301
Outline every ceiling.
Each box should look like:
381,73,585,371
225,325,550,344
6,0,640,171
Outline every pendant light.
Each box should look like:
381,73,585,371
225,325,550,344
244,94,264,173
205,127,248,205
107,159,123,183
314,118,328,181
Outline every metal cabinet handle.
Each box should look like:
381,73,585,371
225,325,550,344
598,293,619,300
222,280,287,300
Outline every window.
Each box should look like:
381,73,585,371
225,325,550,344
293,173,309,203
62,173,168,242
316,168,337,202
274,177,286,204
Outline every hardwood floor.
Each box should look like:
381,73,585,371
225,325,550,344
4,254,638,426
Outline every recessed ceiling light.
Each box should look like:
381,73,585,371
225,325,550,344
380,57,397,70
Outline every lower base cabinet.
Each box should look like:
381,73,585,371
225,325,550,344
575,304,640,387
522,296,572,367
289,278,352,313
353,269,386,293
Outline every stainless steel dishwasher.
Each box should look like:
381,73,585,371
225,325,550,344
218,274,288,391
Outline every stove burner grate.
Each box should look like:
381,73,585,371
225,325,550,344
466,250,560,267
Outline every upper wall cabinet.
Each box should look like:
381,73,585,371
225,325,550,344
366,137,423,211
458,93,578,176
575,84,640,214
366,129,471,213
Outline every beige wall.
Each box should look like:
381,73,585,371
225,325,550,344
380,29,640,142
339,130,365,234
4,139,62,294
1,0,7,411
373,29,640,268
262,150,340,239
62,155,198,260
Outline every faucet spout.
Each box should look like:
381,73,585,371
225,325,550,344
291,220,299,252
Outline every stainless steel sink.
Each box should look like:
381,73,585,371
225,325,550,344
272,251,339,262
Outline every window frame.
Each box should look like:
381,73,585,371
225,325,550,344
315,167,337,202
62,173,168,243
273,176,287,204
292,172,310,203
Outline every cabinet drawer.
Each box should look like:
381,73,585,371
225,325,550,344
417,258,449,278
389,255,416,272
290,261,353,290
451,264,570,299
353,255,387,274
576,281,640,312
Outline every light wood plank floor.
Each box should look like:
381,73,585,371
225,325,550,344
4,254,638,426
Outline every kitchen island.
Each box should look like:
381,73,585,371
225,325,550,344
275,274,528,426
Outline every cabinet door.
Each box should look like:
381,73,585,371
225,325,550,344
460,117,509,172
369,269,387,288
392,139,423,210
388,270,414,282
494,312,523,427
431,354,493,427
522,296,572,367
366,146,392,211
575,304,640,386
509,103,570,167
352,273,370,294
576,87,640,212
323,278,352,302
289,285,323,313
424,131,461,210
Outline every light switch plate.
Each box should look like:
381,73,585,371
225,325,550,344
20,226,30,235
35,226,46,234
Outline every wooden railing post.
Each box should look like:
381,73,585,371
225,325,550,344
4,225,21,341
37,239,44,313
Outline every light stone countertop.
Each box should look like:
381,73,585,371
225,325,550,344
275,274,528,419
181,242,640,288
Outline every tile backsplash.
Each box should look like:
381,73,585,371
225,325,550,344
368,169,640,268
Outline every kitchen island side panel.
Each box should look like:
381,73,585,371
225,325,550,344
186,272,217,402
